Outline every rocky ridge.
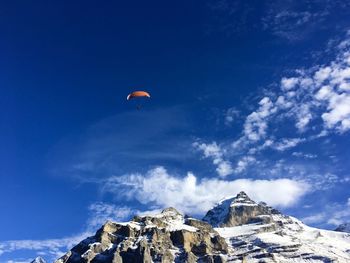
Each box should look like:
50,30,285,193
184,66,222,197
30,257,47,263
203,191,280,228
55,207,227,263
55,192,350,263
335,223,350,233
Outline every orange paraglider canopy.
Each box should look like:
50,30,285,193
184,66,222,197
127,91,151,100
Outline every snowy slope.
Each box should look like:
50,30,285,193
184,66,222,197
30,257,46,263
216,214,350,262
206,191,350,262
54,192,350,263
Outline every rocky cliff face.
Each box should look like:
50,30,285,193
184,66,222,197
55,207,228,263
203,191,280,227
55,192,350,263
31,257,46,263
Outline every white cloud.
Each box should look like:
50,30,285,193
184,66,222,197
225,108,240,125
7,259,35,263
205,46,350,178
48,106,194,182
302,199,350,227
272,138,305,151
327,206,350,226
0,204,135,261
247,137,303,155
281,77,299,91
233,31,350,149
102,166,310,215
276,95,293,109
193,142,233,177
314,66,332,85
216,161,234,177
315,85,333,100
233,156,256,173
0,204,136,262
243,97,276,141
295,104,312,132
292,152,317,159
302,213,326,224
87,203,135,229
321,92,350,132
0,232,92,259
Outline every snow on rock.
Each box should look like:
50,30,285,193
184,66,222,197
54,192,350,263
203,191,279,227
211,193,350,262
335,222,350,233
30,257,46,263
55,207,228,263
216,215,350,262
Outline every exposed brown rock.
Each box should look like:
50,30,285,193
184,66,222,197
55,208,228,263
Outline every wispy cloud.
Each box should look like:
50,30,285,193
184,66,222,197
86,203,135,230
197,32,350,175
262,1,350,41
48,106,195,182
243,97,276,142
302,198,350,227
208,0,350,41
0,232,92,261
193,141,233,176
224,107,240,125
292,152,317,159
273,138,305,151
233,155,256,174
0,203,135,262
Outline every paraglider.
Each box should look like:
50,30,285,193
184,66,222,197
127,91,151,100
127,91,151,110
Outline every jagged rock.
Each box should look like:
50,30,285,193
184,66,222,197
55,207,227,263
203,191,279,227
207,192,350,262
55,192,350,263
30,257,46,263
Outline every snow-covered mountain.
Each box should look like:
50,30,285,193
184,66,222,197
55,192,350,262
203,191,280,227
30,257,46,263
55,207,228,263
207,192,350,262
335,223,350,233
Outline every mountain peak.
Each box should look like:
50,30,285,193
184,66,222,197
335,222,350,233
203,191,279,227
30,257,46,263
56,207,228,263
53,194,350,263
160,207,181,216
237,191,249,198
230,191,256,207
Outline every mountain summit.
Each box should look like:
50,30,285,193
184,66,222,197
56,207,228,263
55,192,350,263
30,257,46,263
203,191,280,227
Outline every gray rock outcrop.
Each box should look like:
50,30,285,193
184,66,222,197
203,191,280,227
55,208,228,263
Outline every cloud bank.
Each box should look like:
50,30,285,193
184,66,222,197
102,166,310,215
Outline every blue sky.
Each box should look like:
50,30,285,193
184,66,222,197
1,0,350,262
